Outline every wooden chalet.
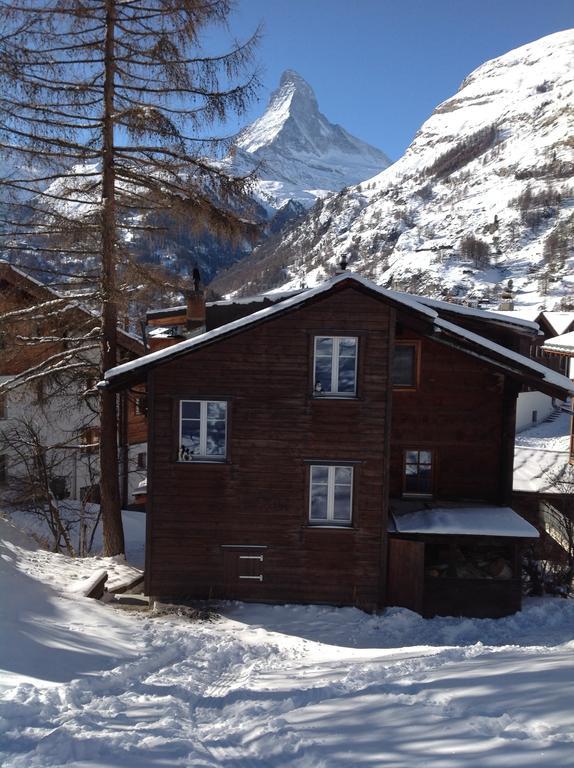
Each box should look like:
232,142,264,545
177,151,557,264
103,272,574,618
0,261,144,504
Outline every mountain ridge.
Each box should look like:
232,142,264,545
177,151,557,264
212,30,574,311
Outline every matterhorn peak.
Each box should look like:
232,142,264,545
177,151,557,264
233,70,390,206
277,69,318,104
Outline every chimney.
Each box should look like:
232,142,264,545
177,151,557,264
186,268,206,333
335,255,348,275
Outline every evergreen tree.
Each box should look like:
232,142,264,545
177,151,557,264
0,0,260,555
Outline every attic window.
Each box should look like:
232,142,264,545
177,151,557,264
313,336,357,396
392,342,419,389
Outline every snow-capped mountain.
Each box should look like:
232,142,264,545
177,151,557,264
29,70,389,284
227,70,391,209
213,31,574,311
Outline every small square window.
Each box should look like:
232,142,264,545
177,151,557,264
392,343,419,388
309,464,353,526
179,400,227,461
313,336,357,396
403,449,433,496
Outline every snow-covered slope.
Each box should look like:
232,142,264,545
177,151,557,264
213,31,574,309
2,513,574,766
228,70,391,208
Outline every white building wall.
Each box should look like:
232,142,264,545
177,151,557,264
516,390,556,433
0,377,98,502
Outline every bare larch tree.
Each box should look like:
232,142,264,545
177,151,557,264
0,0,260,554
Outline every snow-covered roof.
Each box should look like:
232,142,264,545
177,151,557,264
407,295,540,333
542,312,574,337
392,506,539,538
102,272,574,397
494,308,541,323
543,331,574,355
435,318,574,394
104,272,438,384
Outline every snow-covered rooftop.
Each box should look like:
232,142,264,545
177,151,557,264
434,317,574,394
392,506,539,538
543,312,574,337
543,331,574,355
103,272,574,397
409,295,541,333
103,272,437,383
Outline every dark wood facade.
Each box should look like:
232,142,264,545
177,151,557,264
146,286,392,609
117,279,561,614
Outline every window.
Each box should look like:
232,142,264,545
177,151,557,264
0,394,6,419
309,465,353,526
404,450,433,496
134,393,147,416
392,342,418,388
313,336,357,396
179,400,227,461
136,451,147,470
0,454,6,484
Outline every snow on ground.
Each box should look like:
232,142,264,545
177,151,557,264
1,517,574,767
514,410,572,493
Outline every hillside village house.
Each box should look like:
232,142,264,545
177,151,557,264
103,272,574,618
0,260,145,507
496,307,574,431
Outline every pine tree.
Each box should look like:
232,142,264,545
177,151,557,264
0,1,260,555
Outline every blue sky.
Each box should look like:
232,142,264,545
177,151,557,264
214,0,573,160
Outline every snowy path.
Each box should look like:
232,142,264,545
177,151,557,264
1,519,574,767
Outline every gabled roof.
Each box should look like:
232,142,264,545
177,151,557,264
103,273,437,386
101,272,574,398
542,312,574,337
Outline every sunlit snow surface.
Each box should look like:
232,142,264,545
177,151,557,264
1,516,574,767
514,410,572,493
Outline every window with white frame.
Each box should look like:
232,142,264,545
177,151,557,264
313,336,357,395
179,400,227,461
309,464,353,526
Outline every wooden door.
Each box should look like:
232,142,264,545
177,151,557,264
223,548,265,599
386,538,424,614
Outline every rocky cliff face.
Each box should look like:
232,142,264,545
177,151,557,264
213,31,574,311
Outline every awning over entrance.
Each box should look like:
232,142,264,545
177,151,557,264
391,505,539,538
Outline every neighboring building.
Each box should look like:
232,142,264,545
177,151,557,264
0,261,145,506
495,309,574,431
103,272,574,618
